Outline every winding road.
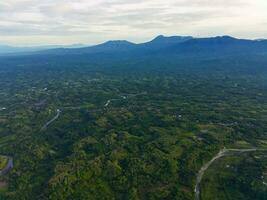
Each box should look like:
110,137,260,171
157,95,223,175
0,157,13,176
194,148,266,200
0,108,61,177
0,91,137,177
41,93,133,130
104,100,111,107
104,95,127,107
41,109,61,130
41,94,128,130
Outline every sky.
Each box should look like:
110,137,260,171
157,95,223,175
0,0,266,46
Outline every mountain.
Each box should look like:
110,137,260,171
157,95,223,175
34,35,267,61
128,35,194,55
35,35,193,56
3,35,267,58
72,40,136,53
141,35,193,47
161,36,267,58
38,40,136,55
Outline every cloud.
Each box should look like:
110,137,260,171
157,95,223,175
0,0,266,45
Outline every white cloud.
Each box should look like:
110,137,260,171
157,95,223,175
0,0,266,45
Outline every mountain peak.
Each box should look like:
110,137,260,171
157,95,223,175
152,35,193,42
103,40,135,46
154,35,165,40
147,35,193,46
215,35,237,40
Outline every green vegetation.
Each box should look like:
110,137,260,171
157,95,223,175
0,156,8,170
201,150,267,200
0,60,266,200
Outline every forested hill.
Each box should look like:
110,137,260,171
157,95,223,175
33,35,267,59
1,36,267,77
34,36,267,57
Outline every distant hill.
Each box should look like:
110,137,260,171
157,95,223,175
0,44,86,55
151,35,193,43
140,35,193,47
3,35,267,59
0,45,33,54
37,35,194,55
33,35,267,60
159,36,267,58
40,40,136,55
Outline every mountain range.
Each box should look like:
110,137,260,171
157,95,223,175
31,35,267,58
1,35,267,73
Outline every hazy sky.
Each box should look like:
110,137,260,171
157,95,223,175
0,0,266,46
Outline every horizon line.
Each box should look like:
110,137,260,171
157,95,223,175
0,34,266,48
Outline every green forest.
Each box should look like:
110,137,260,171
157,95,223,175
0,60,266,200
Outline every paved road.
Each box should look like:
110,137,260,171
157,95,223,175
0,157,13,176
104,100,111,107
41,109,61,130
194,148,265,200
104,95,127,107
